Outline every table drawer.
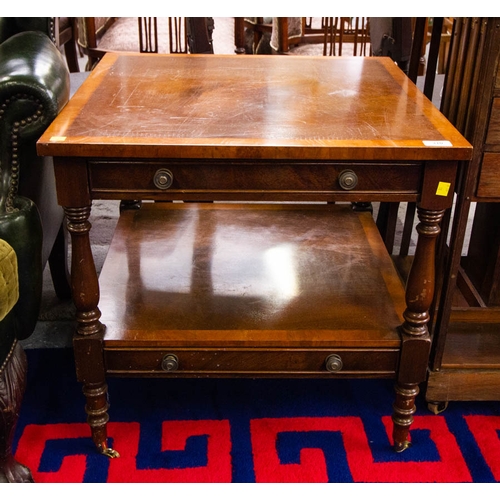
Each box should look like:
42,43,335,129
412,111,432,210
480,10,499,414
104,347,399,377
89,160,423,200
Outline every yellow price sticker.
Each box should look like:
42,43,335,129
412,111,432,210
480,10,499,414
436,181,451,197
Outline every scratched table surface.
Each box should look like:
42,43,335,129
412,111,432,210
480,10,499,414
38,53,471,162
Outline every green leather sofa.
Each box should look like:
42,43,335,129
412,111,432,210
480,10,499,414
1,20,72,298
0,28,70,482
0,17,79,73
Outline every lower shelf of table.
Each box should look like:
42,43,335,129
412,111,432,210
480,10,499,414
98,202,407,378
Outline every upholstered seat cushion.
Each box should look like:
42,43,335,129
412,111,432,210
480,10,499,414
0,239,19,321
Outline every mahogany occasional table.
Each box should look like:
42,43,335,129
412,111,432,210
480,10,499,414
37,53,471,458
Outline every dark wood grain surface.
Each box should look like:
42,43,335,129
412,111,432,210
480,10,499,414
38,53,471,161
99,203,405,346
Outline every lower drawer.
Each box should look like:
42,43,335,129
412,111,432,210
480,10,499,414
104,347,400,377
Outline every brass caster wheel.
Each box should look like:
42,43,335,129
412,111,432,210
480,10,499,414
394,440,412,453
98,445,120,458
427,401,448,414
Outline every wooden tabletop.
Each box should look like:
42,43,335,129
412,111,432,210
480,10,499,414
37,53,472,161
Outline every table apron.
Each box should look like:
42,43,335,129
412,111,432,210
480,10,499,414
103,347,400,377
87,159,424,202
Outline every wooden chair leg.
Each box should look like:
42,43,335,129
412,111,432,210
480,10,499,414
400,202,417,257
48,223,72,300
376,201,400,254
64,40,80,73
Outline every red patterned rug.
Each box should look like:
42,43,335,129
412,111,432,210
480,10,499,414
13,348,500,483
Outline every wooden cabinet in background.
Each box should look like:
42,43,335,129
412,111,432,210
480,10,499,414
427,18,500,408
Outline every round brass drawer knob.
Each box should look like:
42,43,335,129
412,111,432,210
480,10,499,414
154,168,174,190
325,354,343,372
161,354,179,372
338,169,358,190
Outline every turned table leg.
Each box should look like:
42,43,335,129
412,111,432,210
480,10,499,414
392,207,444,452
65,206,119,458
